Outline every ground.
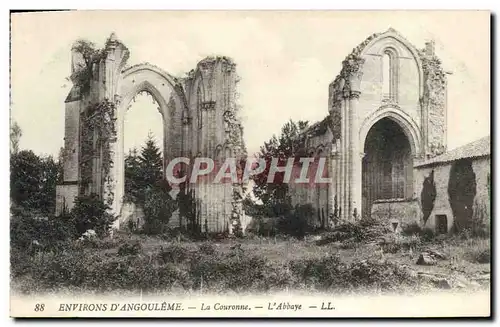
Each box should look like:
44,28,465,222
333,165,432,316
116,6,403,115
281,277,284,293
11,225,491,297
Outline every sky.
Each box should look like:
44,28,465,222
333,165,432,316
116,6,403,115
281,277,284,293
10,10,490,158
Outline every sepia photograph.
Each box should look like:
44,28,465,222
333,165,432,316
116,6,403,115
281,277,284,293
9,10,491,318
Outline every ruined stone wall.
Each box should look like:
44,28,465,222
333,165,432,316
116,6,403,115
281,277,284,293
62,100,81,182
414,156,490,233
471,157,491,230
181,56,246,233
55,184,79,216
371,199,421,231
357,32,422,130
420,44,448,157
414,164,453,231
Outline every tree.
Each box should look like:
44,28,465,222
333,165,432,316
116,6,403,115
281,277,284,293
69,39,105,93
124,148,141,202
10,150,61,214
252,119,309,215
123,134,164,204
138,133,164,190
123,134,177,233
10,121,22,155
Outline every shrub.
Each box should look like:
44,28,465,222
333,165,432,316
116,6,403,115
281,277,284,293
289,254,347,289
380,234,422,254
474,249,491,264
420,228,435,242
345,259,417,290
117,241,142,256
198,242,216,255
70,194,115,237
188,247,272,293
318,217,392,245
402,222,422,236
156,244,193,264
278,204,315,239
142,181,177,234
464,240,491,264
10,211,76,253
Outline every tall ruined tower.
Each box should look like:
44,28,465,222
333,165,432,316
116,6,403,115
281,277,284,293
326,28,448,221
56,34,246,233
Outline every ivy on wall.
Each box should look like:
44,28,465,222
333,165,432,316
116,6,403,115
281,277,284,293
80,99,117,206
419,50,447,158
420,170,437,225
70,40,107,94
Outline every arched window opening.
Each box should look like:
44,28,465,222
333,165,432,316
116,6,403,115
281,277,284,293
382,49,398,102
123,91,165,205
197,87,203,130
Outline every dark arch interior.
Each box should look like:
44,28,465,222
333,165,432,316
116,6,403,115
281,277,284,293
362,118,413,218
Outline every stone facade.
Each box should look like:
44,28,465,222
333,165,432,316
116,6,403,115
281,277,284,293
413,136,490,233
290,28,449,227
56,33,246,233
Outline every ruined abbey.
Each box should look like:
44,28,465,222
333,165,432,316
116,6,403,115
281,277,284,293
56,29,490,235
56,33,246,232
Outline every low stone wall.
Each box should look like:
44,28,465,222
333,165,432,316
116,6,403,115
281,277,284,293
371,198,421,232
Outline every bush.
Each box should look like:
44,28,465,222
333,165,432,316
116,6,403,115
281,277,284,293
117,241,142,256
157,244,193,264
345,259,417,290
71,194,115,237
474,249,491,264
142,181,177,234
10,211,76,253
402,222,422,236
289,255,347,289
380,234,422,254
317,217,392,245
198,242,216,255
188,247,272,293
11,235,425,295
464,240,490,264
277,204,315,239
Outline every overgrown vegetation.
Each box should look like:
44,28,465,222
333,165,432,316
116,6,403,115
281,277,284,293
10,149,62,215
69,39,108,94
252,120,309,214
123,134,177,234
243,197,317,238
11,236,422,295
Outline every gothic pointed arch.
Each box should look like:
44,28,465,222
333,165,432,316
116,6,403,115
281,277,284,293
360,107,422,157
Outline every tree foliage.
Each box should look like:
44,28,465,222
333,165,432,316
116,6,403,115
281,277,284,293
252,119,309,215
123,134,177,232
124,134,164,204
69,39,106,93
10,120,22,155
10,150,62,214
70,194,115,237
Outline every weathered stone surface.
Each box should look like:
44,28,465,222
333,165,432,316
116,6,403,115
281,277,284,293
57,34,247,233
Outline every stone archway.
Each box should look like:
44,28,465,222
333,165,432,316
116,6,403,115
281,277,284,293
361,117,414,218
111,64,187,223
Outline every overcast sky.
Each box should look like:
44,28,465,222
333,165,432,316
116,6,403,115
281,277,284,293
11,10,490,158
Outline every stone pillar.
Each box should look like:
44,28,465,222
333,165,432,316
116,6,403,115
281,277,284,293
328,144,339,227
110,97,124,228
349,90,362,220
340,97,347,221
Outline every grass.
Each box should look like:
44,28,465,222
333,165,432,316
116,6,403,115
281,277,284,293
10,221,491,296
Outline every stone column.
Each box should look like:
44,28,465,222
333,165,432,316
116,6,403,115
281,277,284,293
340,97,348,221
349,90,362,220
